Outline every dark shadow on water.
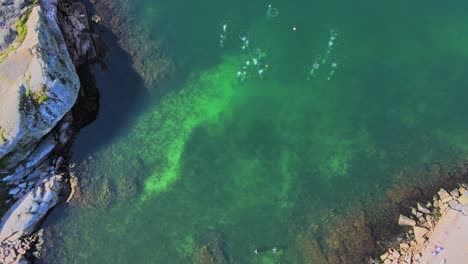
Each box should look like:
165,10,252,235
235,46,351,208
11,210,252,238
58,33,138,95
71,28,149,161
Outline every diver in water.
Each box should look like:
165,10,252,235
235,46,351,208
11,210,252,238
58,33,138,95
219,34,227,48
239,30,250,51
327,29,338,49
307,56,321,80
322,29,338,63
252,58,259,66
327,62,338,80
266,4,279,19
330,29,338,41
219,22,229,48
249,47,267,64
241,39,250,51
257,63,268,79
239,31,248,42
237,70,248,82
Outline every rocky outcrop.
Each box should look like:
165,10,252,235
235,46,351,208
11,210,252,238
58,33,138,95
0,0,101,263
0,0,79,170
0,0,33,52
0,175,62,264
377,185,468,264
0,175,63,243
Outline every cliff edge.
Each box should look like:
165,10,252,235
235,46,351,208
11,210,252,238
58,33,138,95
0,0,94,263
0,0,79,171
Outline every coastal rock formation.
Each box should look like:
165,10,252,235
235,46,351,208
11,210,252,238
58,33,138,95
0,175,63,243
0,0,79,170
0,175,63,264
378,185,468,264
193,233,227,264
0,0,99,262
0,0,33,51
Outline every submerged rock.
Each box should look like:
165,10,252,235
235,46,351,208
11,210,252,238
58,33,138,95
193,233,227,264
0,0,79,169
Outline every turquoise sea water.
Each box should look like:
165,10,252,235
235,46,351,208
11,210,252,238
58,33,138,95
41,0,468,263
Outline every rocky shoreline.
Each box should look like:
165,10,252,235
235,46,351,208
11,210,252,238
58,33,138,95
293,160,468,263
376,185,468,264
0,0,102,263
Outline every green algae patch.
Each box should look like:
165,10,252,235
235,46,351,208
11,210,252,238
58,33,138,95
93,55,242,198
139,56,242,196
176,235,195,258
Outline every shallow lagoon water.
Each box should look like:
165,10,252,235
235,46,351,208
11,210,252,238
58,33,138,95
41,0,468,263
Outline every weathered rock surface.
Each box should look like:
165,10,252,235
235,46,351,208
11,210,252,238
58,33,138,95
413,226,428,244
0,0,101,263
0,0,79,169
0,175,63,242
417,202,431,214
398,214,416,227
0,0,34,51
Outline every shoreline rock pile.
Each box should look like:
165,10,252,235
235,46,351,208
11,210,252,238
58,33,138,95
376,185,468,264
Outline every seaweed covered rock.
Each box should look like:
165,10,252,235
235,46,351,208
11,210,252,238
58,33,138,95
193,233,227,264
322,211,376,263
75,176,114,208
296,232,328,263
299,210,376,264
0,0,79,170
91,0,174,91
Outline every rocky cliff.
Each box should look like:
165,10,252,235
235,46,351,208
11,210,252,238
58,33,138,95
0,0,79,171
0,0,91,263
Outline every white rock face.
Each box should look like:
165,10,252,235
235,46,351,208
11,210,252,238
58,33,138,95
0,174,63,242
0,1,79,169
